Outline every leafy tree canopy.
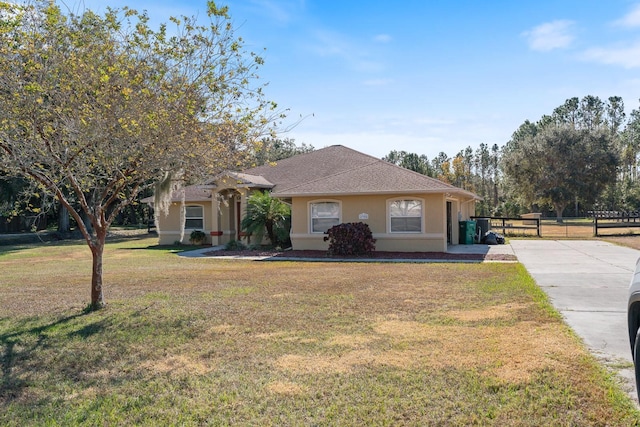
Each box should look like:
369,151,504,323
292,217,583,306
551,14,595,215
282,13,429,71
382,150,434,177
503,115,618,221
252,137,314,166
0,1,283,309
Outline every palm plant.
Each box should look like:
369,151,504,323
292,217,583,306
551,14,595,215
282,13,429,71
241,191,291,247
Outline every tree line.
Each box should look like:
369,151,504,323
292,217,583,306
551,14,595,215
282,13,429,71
384,95,640,222
383,144,501,216
0,137,313,233
4,94,636,233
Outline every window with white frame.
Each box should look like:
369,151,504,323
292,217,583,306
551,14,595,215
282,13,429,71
184,205,204,229
389,199,422,232
310,201,340,233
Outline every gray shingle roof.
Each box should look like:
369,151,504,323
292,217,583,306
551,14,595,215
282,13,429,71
222,172,274,188
146,145,479,203
141,185,211,204
243,145,478,198
242,145,376,192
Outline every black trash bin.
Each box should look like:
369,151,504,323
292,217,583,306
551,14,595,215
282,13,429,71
475,218,490,239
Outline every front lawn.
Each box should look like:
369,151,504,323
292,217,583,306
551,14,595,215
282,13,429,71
1,237,638,425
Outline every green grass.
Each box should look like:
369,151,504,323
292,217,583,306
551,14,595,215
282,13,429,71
1,237,639,426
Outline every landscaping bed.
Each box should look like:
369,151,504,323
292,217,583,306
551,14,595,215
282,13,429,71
205,249,517,262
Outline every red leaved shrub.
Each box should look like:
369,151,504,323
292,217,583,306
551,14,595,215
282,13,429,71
323,222,376,256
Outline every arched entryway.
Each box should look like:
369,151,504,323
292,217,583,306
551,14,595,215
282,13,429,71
213,188,243,245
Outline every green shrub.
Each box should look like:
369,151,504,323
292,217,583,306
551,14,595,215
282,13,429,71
225,239,247,251
323,222,376,256
189,230,207,245
241,191,290,247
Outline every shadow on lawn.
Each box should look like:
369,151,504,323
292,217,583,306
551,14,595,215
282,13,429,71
0,244,36,257
0,233,153,257
0,312,105,402
123,244,198,254
0,304,159,404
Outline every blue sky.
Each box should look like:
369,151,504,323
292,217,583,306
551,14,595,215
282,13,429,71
78,0,640,159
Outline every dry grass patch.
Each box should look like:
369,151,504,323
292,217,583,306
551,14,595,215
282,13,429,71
446,302,532,321
207,323,236,335
140,355,216,376
329,334,377,348
603,234,640,250
272,316,581,383
266,381,306,396
373,318,581,383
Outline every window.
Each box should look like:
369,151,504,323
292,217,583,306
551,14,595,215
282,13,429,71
389,199,422,232
310,201,340,233
185,205,204,229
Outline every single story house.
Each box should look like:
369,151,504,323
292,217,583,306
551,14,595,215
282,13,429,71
149,145,480,252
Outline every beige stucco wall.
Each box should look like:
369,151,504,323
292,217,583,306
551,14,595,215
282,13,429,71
289,193,472,252
156,201,214,245
459,198,475,220
155,179,255,247
154,188,477,250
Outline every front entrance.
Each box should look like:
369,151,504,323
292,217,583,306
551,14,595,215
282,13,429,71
215,189,242,245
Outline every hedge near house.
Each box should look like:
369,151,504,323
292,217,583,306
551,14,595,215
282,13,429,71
324,222,376,256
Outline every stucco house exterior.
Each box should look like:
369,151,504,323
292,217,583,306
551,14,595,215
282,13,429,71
149,145,480,252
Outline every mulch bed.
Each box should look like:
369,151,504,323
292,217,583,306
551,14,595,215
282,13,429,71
203,249,516,262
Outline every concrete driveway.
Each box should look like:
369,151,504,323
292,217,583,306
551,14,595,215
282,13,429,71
510,239,639,399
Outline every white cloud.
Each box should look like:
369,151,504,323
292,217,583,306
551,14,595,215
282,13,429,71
582,41,640,68
413,117,456,126
522,20,575,52
311,29,350,56
248,0,294,24
308,29,384,72
287,111,509,159
373,34,391,43
613,4,640,28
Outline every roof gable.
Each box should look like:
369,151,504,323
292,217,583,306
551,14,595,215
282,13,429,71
148,145,479,203
273,160,461,196
244,145,477,198
216,172,274,188
242,145,378,192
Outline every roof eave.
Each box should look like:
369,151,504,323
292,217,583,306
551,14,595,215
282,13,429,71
238,184,275,189
273,189,481,198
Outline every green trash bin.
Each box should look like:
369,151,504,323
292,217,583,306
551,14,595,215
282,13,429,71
458,220,476,245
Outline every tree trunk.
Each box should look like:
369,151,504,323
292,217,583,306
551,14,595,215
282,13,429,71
89,229,107,310
554,203,566,223
82,210,94,236
58,204,70,233
266,221,274,245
